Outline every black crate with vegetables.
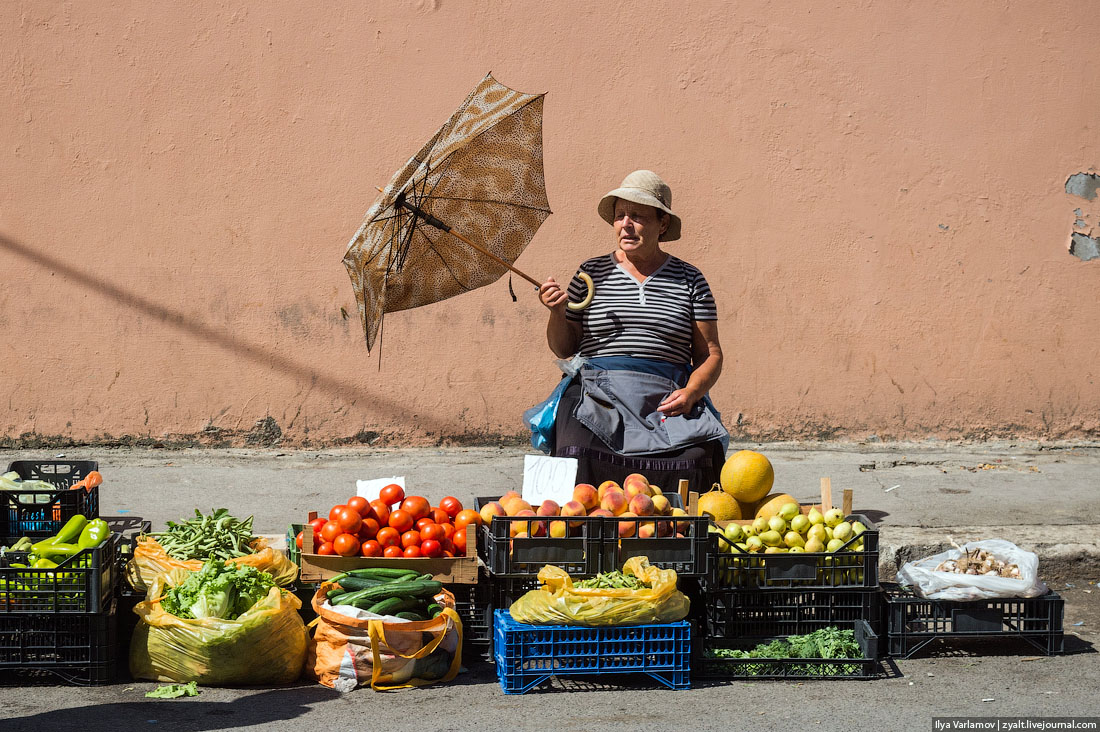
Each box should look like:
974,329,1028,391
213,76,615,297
696,620,880,680
0,515,119,613
2,460,101,537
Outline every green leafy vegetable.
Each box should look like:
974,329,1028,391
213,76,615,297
145,681,200,698
705,626,863,676
161,560,275,620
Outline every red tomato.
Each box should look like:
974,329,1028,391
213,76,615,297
383,545,404,558
334,507,362,534
295,530,305,549
367,499,389,528
320,520,343,544
400,530,421,549
308,517,327,535
402,545,422,558
400,496,431,522
358,517,380,541
454,509,482,531
416,517,436,533
439,536,454,554
376,526,400,549
317,541,336,556
360,540,382,557
333,533,360,557
420,523,446,542
438,496,463,518
328,504,349,521
429,508,450,525
379,483,405,507
420,539,443,558
453,528,468,556
443,549,455,558
388,509,414,534
347,496,370,515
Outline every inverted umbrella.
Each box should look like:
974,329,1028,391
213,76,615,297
344,73,588,352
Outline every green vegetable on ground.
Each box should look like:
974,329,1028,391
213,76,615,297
161,560,276,621
151,509,257,561
705,626,864,676
145,681,200,698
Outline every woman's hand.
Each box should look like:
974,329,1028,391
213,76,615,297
658,387,701,417
539,276,569,311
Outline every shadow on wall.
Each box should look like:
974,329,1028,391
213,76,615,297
0,231,455,439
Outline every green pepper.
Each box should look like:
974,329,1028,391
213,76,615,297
31,515,88,554
35,542,82,559
32,557,58,568
78,519,110,549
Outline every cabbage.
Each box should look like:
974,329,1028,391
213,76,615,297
161,560,275,620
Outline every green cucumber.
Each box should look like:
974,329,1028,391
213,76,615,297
345,568,420,581
394,611,426,622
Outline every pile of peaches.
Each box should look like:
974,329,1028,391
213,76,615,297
477,473,693,540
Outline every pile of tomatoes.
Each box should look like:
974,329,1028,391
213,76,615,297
296,484,483,558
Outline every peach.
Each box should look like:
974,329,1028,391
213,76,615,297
503,497,532,516
511,509,537,537
479,501,506,526
536,499,560,517
588,508,614,519
548,520,569,539
600,490,628,516
572,483,599,511
671,507,691,534
560,500,587,527
529,517,549,538
597,481,622,501
628,494,655,517
623,473,652,498
637,521,657,539
500,490,521,504
656,518,674,537
651,495,672,515
617,512,637,538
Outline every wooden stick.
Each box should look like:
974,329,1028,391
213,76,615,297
820,477,833,513
678,478,690,509
842,488,853,517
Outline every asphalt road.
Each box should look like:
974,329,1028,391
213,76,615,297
1,443,1098,729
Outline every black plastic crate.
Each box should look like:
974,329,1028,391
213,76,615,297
103,516,151,583
0,533,121,613
0,599,117,686
3,460,100,536
611,513,710,577
475,497,609,578
702,586,885,643
709,513,879,590
447,577,493,660
696,619,880,680
884,583,1065,658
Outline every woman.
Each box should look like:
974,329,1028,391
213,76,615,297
536,170,728,492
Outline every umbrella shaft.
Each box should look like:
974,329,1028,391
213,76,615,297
396,196,542,289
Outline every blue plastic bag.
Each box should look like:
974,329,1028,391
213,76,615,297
523,376,572,454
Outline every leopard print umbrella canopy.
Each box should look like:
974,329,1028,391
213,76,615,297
343,74,551,352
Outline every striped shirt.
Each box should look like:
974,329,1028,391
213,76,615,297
565,253,718,364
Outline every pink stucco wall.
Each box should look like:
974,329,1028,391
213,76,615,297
2,2,1098,446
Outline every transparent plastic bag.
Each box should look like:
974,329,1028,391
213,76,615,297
509,556,690,626
523,357,587,453
129,568,308,685
897,538,1047,601
127,535,299,592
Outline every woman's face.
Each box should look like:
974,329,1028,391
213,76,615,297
613,199,667,255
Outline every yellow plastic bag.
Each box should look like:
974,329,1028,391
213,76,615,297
509,556,690,626
305,583,463,691
129,568,308,685
126,535,299,592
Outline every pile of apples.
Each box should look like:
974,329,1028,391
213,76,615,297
297,484,482,558
478,473,693,539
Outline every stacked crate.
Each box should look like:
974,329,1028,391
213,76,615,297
0,461,119,685
697,510,884,680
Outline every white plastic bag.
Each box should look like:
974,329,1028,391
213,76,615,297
897,539,1047,601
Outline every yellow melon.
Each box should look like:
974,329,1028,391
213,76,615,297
697,487,741,522
754,493,800,522
720,450,775,504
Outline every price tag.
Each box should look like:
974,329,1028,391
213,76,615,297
521,454,577,506
355,476,405,502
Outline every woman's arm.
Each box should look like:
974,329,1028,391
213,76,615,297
540,276,583,358
657,319,723,416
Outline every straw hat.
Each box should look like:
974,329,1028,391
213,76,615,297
597,170,681,242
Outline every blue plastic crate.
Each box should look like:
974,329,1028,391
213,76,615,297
493,610,691,694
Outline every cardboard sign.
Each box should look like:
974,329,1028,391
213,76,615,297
355,476,406,502
521,454,577,507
